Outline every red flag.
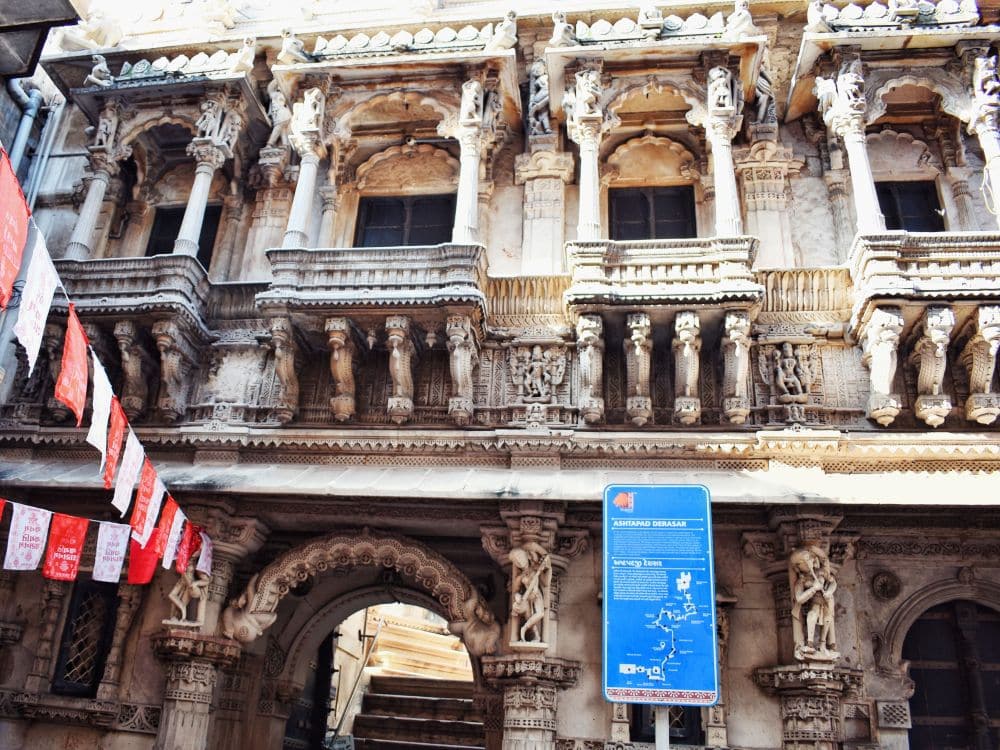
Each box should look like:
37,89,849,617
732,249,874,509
54,304,89,426
155,497,179,558
127,528,160,584
0,148,29,310
175,522,203,574
130,459,158,538
0,498,6,520
103,397,127,489
42,513,89,581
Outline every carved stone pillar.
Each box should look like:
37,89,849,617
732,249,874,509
755,667,864,750
197,514,268,636
672,311,702,425
705,66,744,237
386,315,417,424
860,306,904,426
446,314,479,426
823,169,855,262
317,185,338,248
576,314,605,424
961,305,1000,424
152,630,241,750
114,320,151,420
173,142,229,256
946,167,980,230
624,312,652,426
152,319,197,423
211,193,245,276
567,69,605,241
96,583,143,700
735,142,803,266
284,91,327,248
481,659,580,750
722,310,752,424
326,317,357,423
24,579,70,693
268,316,299,424
454,80,485,244
514,151,574,274
967,51,1000,230
908,305,955,427
816,58,885,234
65,153,119,261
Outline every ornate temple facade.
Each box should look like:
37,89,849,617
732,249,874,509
0,0,999,748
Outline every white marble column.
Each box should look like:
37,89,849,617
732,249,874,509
282,140,324,248
173,141,227,256
317,185,338,247
567,69,605,241
64,154,116,261
704,66,744,237
453,127,482,243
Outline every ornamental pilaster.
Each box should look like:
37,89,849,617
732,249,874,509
566,68,606,241
326,316,358,423
961,305,1000,424
24,579,70,693
908,305,955,428
96,583,143,700
575,314,605,424
515,151,574,274
446,314,479,426
860,307,904,426
624,313,652,426
152,630,241,750
735,142,803,267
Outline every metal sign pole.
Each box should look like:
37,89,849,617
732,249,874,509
654,706,671,750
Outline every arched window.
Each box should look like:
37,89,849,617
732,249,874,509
902,600,1000,749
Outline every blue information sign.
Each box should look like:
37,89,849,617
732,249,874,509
603,484,719,706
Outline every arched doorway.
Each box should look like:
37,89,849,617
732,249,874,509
902,600,1000,749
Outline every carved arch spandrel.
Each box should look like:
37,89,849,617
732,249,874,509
606,133,699,186
865,70,972,126
330,89,461,140
866,128,940,179
117,113,198,150
355,143,460,194
221,528,499,655
603,77,708,127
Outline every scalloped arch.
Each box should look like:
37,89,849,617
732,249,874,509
604,77,707,126
355,142,459,192
865,71,972,125
117,114,197,149
333,90,460,138
878,577,1000,672
607,134,699,182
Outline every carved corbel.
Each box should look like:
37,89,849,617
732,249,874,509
908,305,955,428
961,305,1000,424
268,317,299,425
860,307,904,426
624,312,653,426
152,320,197,424
112,320,153,420
446,314,479,426
722,311,752,424
386,315,417,424
575,314,605,424
42,322,71,423
325,317,357,423
672,311,702,425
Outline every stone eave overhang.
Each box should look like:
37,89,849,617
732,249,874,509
544,34,767,121
785,24,1000,121
4,426,1000,505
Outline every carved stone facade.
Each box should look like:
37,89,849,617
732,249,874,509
1,1,1000,749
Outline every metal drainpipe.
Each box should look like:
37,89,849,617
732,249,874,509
6,79,45,174
26,98,64,210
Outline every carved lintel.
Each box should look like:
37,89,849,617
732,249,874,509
625,313,652,427
386,315,417,424
722,310,752,424
961,305,1000,424
325,317,357,423
152,629,241,669
861,307,903,426
909,305,955,427
672,311,701,425
576,315,605,424
268,317,299,425
481,654,581,688
446,314,479,426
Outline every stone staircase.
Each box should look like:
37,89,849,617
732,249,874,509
351,676,484,750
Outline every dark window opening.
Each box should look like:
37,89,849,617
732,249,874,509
354,195,456,247
904,600,1000,749
610,186,697,241
876,181,945,232
51,580,120,698
145,204,222,268
630,705,704,745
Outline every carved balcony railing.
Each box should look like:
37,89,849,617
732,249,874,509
564,236,763,309
53,254,211,334
256,243,487,316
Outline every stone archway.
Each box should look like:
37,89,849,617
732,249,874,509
221,527,500,658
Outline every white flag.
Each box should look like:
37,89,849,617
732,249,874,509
11,232,57,376
3,503,52,571
196,531,214,575
85,355,113,470
93,522,130,583
111,430,144,517
162,509,186,569
132,474,165,548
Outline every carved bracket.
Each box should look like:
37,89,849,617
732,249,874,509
152,319,201,424
625,312,652,426
722,310,752,424
908,305,955,427
672,311,702,425
961,304,1000,424
267,316,299,425
386,315,418,424
860,306,903,426
447,314,479,426
325,317,358,423
576,315,605,424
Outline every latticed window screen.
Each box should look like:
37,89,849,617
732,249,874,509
51,581,120,697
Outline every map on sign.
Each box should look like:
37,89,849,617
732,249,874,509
603,485,719,706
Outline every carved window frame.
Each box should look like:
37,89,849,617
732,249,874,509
51,580,120,698
865,128,952,231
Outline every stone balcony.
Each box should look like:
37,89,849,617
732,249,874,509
564,236,763,311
